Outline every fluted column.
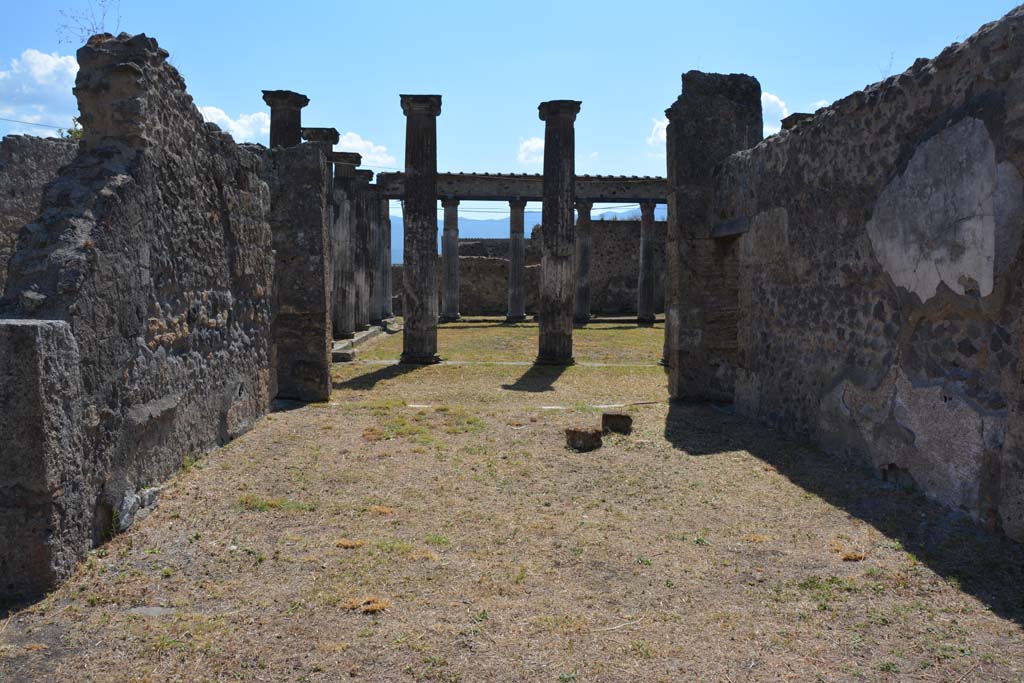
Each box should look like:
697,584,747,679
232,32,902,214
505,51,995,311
506,198,527,322
330,152,360,339
400,94,443,364
440,197,461,322
536,99,581,365
379,197,393,320
353,169,373,331
573,200,593,325
637,201,657,326
367,184,382,325
261,90,309,149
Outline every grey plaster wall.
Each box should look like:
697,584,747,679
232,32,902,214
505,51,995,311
0,33,275,596
0,135,78,290
710,7,1024,540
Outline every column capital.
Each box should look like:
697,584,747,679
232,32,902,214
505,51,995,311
262,89,309,110
538,100,581,122
401,94,442,117
355,169,374,183
509,198,527,210
441,197,460,209
328,151,362,166
574,200,593,215
640,200,657,218
301,127,340,145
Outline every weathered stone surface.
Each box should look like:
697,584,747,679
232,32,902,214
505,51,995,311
664,71,763,401
0,136,77,290
0,33,275,594
602,412,633,435
703,7,1024,540
573,201,593,324
400,95,442,364
0,320,89,597
537,100,581,365
566,426,603,452
262,90,309,149
440,198,461,322
267,142,332,401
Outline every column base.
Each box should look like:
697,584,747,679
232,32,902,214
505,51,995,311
573,316,591,327
535,355,575,366
399,353,442,365
438,314,461,324
504,315,527,324
355,324,370,332
337,332,356,340
637,317,656,327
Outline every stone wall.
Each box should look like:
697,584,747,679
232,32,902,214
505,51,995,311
0,135,78,289
0,33,275,596
705,7,1024,540
392,258,540,317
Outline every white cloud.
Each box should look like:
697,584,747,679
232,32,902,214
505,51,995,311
0,48,79,134
198,106,270,143
647,117,668,147
337,131,396,167
589,151,599,160
761,92,790,137
813,99,830,109
517,136,544,164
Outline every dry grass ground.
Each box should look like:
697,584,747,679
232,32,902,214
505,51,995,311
2,319,1023,682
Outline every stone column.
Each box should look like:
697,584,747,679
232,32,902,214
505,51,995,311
366,184,382,326
573,200,593,325
536,99,581,365
330,152,360,339
637,201,657,326
665,71,762,401
382,199,394,319
378,196,392,321
506,198,527,322
261,90,309,149
400,94,443,364
353,170,374,331
440,197,461,323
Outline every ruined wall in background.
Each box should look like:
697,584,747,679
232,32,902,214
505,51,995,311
713,7,1024,540
0,136,78,289
434,220,665,316
391,258,540,317
588,220,666,314
0,33,274,596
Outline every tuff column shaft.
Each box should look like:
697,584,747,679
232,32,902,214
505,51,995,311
536,99,581,365
506,198,527,322
400,94,443,364
440,197,461,322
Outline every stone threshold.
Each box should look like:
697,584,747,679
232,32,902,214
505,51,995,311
332,319,398,362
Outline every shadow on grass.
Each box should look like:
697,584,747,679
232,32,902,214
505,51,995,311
664,400,1024,626
501,363,570,392
333,362,422,391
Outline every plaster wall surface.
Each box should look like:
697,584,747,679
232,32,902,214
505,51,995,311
711,7,1024,539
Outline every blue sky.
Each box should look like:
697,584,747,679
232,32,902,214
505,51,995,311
1,0,1020,222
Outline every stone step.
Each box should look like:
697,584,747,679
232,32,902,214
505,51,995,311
332,319,398,362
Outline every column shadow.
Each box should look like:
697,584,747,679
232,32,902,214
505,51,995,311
501,363,570,392
332,363,422,391
663,400,1024,626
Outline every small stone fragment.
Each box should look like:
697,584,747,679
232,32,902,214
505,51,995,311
566,427,603,452
602,412,633,435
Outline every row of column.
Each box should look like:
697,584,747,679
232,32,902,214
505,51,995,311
262,90,393,351
436,197,660,328
401,94,661,365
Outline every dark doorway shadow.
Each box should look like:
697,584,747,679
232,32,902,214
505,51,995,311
501,363,570,392
333,362,422,391
664,400,1024,626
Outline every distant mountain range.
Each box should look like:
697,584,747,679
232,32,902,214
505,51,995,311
388,207,668,263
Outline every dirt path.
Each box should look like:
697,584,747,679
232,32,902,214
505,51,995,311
2,322,1023,682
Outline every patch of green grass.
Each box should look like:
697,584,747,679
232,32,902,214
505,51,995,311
425,534,451,548
238,494,314,513
375,538,415,556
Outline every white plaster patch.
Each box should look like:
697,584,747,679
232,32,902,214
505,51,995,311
866,117,1008,302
